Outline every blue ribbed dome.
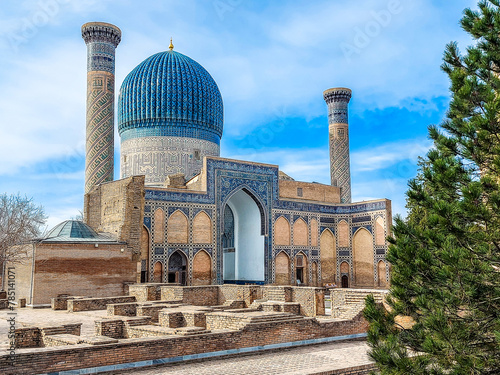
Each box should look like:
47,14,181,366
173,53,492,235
118,50,223,144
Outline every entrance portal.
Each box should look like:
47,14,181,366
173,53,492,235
223,189,265,283
341,275,349,288
168,251,187,285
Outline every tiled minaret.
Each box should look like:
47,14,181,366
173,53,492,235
323,88,352,203
82,22,121,193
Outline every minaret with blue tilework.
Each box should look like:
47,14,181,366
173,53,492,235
82,22,121,193
323,88,352,203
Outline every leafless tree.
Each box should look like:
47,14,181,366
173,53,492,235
0,193,46,289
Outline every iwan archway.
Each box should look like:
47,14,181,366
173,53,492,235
222,188,265,284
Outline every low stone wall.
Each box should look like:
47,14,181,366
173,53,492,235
107,302,137,317
262,286,292,302
128,283,178,302
51,295,88,310
0,310,369,374
95,316,151,339
137,303,179,322
159,311,185,328
261,302,300,314
205,312,249,331
292,287,325,317
183,311,207,328
329,289,387,308
14,323,82,349
161,286,219,306
218,285,262,306
67,296,136,312
14,327,41,349
95,319,124,339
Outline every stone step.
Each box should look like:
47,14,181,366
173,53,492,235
127,324,176,337
244,314,303,324
43,334,82,346
174,326,211,335
80,335,119,345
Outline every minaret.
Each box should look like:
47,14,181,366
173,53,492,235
323,88,352,203
82,22,121,193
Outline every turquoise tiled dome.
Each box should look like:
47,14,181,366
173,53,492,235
118,50,223,144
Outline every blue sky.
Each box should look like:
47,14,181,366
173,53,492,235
0,0,478,230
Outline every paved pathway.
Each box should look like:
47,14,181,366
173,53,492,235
110,340,374,375
0,307,107,350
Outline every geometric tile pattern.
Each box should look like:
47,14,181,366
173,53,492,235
121,136,219,183
117,50,223,141
82,22,121,193
324,88,352,203
143,157,390,286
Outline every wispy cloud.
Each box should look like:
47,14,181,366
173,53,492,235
351,138,433,172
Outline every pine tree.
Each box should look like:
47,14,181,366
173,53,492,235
364,1,500,373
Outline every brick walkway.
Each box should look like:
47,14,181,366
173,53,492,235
109,340,374,375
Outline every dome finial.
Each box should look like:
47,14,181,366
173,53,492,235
169,37,174,51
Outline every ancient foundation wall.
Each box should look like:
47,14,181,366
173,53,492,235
67,296,136,312
2,311,368,374
161,286,219,306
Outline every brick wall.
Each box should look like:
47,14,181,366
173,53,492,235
84,176,145,261
107,302,137,317
30,243,136,305
263,286,292,302
279,180,341,203
161,286,219,306
14,328,41,349
67,296,136,312
94,319,124,339
0,310,369,374
291,287,325,316
218,285,262,306
128,283,174,302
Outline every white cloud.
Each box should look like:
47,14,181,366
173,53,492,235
351,138,433,172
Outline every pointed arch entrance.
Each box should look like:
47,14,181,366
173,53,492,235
168,251,187,285
223,188,265,283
